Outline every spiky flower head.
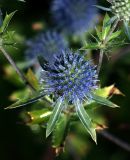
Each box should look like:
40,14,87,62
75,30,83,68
51,0,98,35
110,0,130,22
25,31,68,64
40,50,98,103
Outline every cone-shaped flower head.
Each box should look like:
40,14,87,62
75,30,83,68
51,0,98,35
110,0,130,22
25,31,68,64
40,50,98,103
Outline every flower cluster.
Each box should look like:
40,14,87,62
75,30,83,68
111,0,130,22
51,0,98,35
25,31,68,64
40,50,98,103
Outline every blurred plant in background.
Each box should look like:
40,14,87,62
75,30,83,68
0,0,130,160
51,0,98,36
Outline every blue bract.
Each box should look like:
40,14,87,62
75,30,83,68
51,0,98,35
25,31,68,64
40,50,98,103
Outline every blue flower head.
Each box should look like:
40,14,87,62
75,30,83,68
51,0,98,35
40,50,98,103
39,49,99,142
25,31,68,64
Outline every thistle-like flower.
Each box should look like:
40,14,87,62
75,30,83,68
40,50,98,103
8,49,119,142
51,0,98,35
25,31,68,65
39,49,98,141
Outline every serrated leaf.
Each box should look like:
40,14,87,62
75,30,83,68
94,5,111,11
74,98,97,143
84,85,122,110
5,92,45,109
0,11,17,34
52,114,69,148
26,69,40,90
90,93,119,108
46,97,64,138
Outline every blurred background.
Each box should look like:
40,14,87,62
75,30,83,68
0,0,130,160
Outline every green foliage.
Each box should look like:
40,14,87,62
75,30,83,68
0,11,16,35
26,69,40,91
46,97,64,137
52,114,69,148
74,98,97,143
6,91,45,109
81,14,122,52
90,93,119,108
24,109,52,124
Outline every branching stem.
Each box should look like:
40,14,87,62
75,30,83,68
0,46,35,91
98,19,119,74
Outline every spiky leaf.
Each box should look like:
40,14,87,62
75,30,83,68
74,98,97,143
5,92,45,109
90,93,119,108
46,97,64,138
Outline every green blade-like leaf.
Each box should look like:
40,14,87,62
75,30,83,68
109,30,121,41
5,92,45,109
0,11,17,34
46,97,64,138
95,27,102,41
74,98,97,143
102,14,111,40
94,5,111,11
90,93,119,108
81,42,99,50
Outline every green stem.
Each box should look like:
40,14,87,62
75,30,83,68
98,19,119,74
97,49,104,75
0,46,35,91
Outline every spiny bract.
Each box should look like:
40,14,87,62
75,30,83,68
51,0,98,35
40,50,98,103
